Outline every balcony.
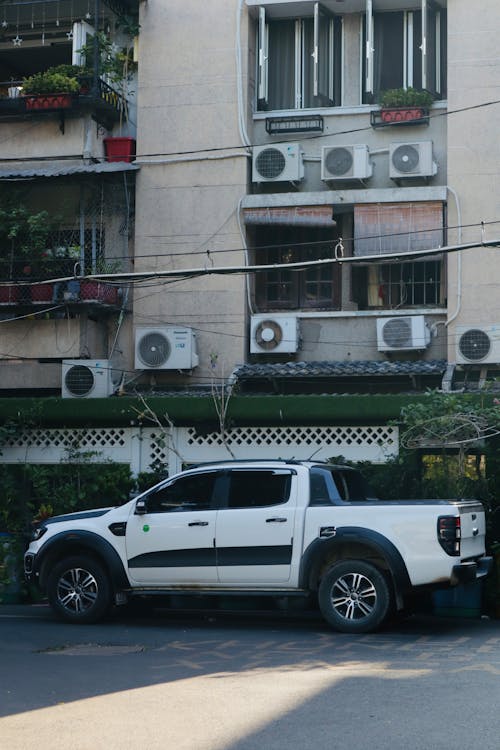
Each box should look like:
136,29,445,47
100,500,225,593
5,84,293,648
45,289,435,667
0,255,130,313
0,79,128,132
0,1,139,133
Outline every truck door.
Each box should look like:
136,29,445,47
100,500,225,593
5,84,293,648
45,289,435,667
126,470,222,584
216,468,296,584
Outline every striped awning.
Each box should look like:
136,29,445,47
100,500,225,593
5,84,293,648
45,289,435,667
243,205,336,227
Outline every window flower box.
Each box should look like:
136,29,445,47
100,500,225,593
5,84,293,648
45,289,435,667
30,283,53,302
79,281,118,305
24,93,74,111
0,285,19,304
372,88,434,128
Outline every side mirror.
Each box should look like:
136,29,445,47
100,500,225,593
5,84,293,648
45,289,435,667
135,498,147,515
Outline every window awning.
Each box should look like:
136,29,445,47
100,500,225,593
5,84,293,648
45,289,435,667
0,161,139,180
243,205,336,227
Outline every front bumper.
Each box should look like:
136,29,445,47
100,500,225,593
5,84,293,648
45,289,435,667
451,556,493,586
24,551,37,584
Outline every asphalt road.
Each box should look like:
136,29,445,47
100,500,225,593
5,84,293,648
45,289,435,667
1,603,500,750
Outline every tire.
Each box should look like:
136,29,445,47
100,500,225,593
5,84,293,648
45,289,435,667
318,560,391,634
47,556,111,624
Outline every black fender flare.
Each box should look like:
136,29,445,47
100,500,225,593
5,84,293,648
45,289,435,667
299,526,412,600
35,530,129,592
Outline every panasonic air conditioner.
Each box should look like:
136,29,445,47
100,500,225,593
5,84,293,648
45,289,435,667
389,141,437,180
321,144,373,182
250,315,299,354
455,325,500,364
252,143,304,183
62,359,114,398
376,316,430,352
135,326,199,370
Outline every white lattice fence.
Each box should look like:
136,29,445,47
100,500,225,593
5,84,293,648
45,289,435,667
174,425,399,471
0,424,398,476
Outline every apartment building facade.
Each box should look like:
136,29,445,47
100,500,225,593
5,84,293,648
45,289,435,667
0,0,498,473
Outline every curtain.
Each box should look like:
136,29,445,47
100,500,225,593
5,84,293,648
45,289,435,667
268,20,296,110
354,202,444,258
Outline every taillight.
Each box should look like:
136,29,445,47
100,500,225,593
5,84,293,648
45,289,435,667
437,515,461,556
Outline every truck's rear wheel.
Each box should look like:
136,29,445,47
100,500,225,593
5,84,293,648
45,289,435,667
318,560,391,634
47,555,111,624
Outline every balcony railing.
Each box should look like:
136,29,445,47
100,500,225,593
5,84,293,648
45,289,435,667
0,256,130,309
0,79,128,131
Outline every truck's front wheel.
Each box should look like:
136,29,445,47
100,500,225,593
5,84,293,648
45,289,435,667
318,560,391,634
47,555,111,624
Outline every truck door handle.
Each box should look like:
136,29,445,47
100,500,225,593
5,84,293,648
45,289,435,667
266,517,287,523
188,521,209,527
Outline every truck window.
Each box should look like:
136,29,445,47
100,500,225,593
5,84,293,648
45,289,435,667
330,469,379,502
226,470,292,509
145,472,219,513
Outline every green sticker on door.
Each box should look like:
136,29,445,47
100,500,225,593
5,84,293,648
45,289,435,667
142,524,150,532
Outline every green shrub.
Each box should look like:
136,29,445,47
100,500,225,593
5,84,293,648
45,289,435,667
379,87,434,108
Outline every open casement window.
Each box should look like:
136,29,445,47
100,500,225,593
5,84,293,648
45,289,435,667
72,21,95,66
257,3,341,111
422,1,446,97
364,0,446,101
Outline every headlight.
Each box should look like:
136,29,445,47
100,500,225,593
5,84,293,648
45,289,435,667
32,525,47,541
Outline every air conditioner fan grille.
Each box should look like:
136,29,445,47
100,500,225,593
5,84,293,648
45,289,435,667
64,365,95,397
325,147,353,176
382,318,413,348
138,332,171,368
458,329,491,361
255,148,286,179
392,144,420,173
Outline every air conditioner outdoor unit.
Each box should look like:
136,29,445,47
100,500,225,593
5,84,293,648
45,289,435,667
62,359,114,398
455,325,500,364
250,315,299,354
252,143,304,183
321,144,372,181
389,141,437,179
376,315,430,352
135,326,199,370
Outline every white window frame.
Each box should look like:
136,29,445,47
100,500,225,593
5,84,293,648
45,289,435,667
72,21,95,66
257,3,337,111
365,0,444,98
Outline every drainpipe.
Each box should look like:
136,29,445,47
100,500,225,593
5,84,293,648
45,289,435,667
92,0,101,98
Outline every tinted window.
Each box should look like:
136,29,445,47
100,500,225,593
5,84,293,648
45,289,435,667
145,472,218,513
309,467,379,505
331,470,378,502
226,470,292,509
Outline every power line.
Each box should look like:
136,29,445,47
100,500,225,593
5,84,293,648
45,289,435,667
130,99,500,162
6,238,496,287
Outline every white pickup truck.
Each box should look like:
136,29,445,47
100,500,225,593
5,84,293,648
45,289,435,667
24,460,492,633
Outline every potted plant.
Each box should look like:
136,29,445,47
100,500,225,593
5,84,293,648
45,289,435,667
78,30,138,161
22,69,80,110
79,258,121,304
377,87,434,124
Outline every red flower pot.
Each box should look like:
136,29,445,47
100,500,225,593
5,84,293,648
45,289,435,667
80,282,118,304
25,94,73,110
103,137,136,163
380,106,428,124
30,283,53,302
0,285,19,304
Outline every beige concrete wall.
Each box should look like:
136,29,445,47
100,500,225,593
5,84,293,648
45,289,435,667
0,115,107,161
133,0,249,383
0,317,105,361
446,1,500,358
